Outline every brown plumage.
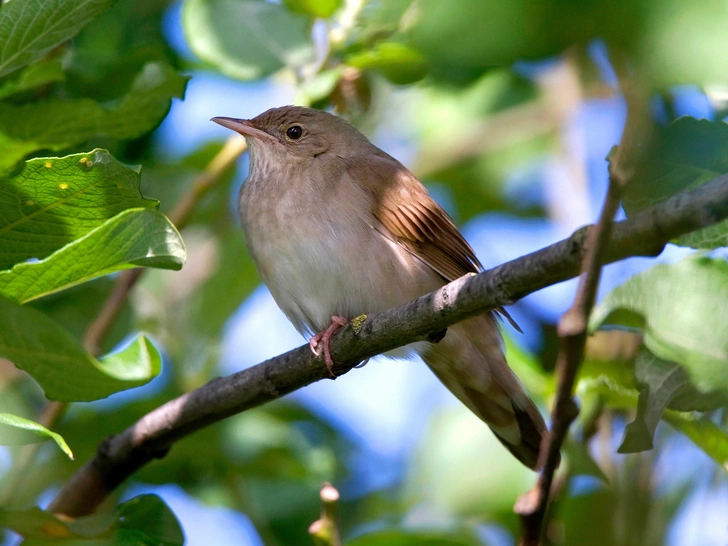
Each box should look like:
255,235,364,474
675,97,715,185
212,106,546,469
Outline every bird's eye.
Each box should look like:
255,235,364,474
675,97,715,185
286,125,303,140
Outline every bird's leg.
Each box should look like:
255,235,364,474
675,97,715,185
309,315,349,377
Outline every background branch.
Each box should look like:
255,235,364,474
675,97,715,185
47,170,728,518
515,51,646,544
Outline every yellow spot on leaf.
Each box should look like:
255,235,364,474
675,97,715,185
79,157,87,164
59,183,68,190
44,161,52,168
26,200,34,206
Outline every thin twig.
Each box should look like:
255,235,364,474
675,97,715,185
83,136,247,356
514,50,646,545
46,170,728,517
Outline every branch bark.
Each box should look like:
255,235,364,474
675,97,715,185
48,171,728,517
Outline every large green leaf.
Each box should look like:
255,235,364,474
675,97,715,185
0,60,65,100
0,412,73,458
1,494,183,545
183,0,315,80
0,62,187,176
0,149,157,271
0,0,117,78
0,208,185,303
0,297,161,401
590,256,728,395
401,0,573,84
625,117,728,249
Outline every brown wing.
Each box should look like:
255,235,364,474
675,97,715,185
342,153,482,281
341,153,522,332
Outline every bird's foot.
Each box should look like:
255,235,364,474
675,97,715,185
309,315,349,377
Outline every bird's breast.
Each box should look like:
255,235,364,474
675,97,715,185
239,174,440,335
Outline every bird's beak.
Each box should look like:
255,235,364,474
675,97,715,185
211,117,276,142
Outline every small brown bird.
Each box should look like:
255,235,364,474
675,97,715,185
212,106,546,469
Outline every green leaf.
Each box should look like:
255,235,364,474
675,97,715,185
283,0,341,18
0,297,161,401
0,62,187,176
663,411,728,472
625,117,728,249
618,348,690,453
619,347,728,454
294,68,342,107
404,407,533,516
0,149,157,271
0,0,117,78
111,494,184,546
402,0,571,84
590,256,728,396
563,437,608,483
0,208,185,304
346,42,428,85
0,412,73,458
347,528,485,546
0,60,65,100
0,494,183,545
183,0,315,80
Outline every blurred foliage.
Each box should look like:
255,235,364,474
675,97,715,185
1,0,728,545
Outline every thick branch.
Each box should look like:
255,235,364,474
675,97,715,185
48,172,728,517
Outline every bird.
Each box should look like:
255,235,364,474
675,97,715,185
212,106,546,469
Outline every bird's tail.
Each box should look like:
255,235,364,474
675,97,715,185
420,314,546,469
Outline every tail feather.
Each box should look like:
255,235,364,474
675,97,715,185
421,314,547,470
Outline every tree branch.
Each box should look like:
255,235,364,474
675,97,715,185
47,171,728,518
514,50,647,544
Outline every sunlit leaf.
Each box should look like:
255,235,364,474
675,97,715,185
0,209,185,303
183,0,315,80
404,407,533,516
590,256,728,395
0,60,65,100
0,62,187,176
638,0,728,87
663,411,728,473
0,412,73,458
625,117,728,249
346,42,428,85
283,0,341,18
0,0,117,78
0,149,157,271
0,298,161,401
